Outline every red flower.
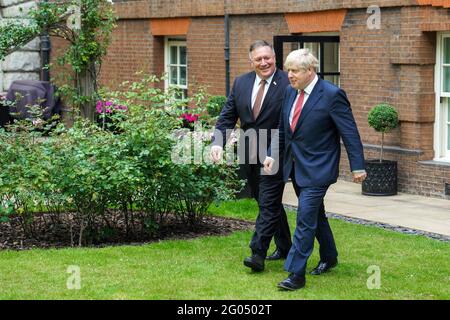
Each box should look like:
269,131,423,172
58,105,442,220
180,113,199,123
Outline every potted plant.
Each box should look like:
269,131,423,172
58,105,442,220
362,103,399,196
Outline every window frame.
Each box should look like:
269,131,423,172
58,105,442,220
164,37,187,99
434,32,450,161
447,100,450,159
273,35,340,86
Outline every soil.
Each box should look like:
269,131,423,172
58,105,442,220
0,212,254,251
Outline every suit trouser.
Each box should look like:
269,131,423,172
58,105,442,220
244,164,292,258
285,170,338,276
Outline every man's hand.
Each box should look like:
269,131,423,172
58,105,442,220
352,171,367,183
210,145,223,163
263,157,275,174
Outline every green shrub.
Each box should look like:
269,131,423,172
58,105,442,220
206,95,227,118
367,103,399,162
0,75,243,246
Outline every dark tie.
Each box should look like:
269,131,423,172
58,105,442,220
290,90,305,131
252,79,267,120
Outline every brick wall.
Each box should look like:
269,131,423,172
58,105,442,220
188,17,226,96
99,19,154,89
228,14,290,81
336,5,450,198
113,0,418,18
75,1,450,198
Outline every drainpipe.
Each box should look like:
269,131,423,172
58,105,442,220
224,13,230,97
40,34,51,81
40,0,51,81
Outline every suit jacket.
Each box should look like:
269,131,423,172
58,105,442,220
213,69,289,162
272,78,365,187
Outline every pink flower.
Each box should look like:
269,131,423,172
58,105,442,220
180,113,200,123
115,105,128,111
96,100,128,114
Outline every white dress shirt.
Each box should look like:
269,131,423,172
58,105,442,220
251,72,275,110
289,74,319,125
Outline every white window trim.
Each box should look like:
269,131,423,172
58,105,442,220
434,32,450,161
164,37,187,99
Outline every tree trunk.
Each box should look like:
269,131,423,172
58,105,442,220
77,60,97,121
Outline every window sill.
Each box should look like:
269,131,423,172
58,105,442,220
418,159,450,167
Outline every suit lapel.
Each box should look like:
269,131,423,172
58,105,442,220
246,72,256,117
294,78,323,131
257,69,280,117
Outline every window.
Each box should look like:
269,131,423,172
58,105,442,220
434,33,450,160
443,37,450,93
273,35,340,86
165,38,187,99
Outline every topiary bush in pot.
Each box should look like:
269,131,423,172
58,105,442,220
363,103,399,196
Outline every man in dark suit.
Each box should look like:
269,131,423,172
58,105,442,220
264,48,367,290
211,40,291,271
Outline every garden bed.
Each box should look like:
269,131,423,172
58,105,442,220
0,212,254,250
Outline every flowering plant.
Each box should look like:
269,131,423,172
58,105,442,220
180,112,200,130
96,100,128,132
180,112,199,123
96,100,128,114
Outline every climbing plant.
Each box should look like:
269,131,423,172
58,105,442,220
0,0,116,121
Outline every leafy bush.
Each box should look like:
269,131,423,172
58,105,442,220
367,103,399,162
206,95,227,119
0,75,243,246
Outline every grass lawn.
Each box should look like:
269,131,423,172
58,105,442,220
0,199,449,299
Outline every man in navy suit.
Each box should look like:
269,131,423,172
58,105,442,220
264,49,367,290
211,40,291,271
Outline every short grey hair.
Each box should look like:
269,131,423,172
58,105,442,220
248,40,275,60
284,48,319,71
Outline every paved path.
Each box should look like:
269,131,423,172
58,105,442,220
282,180,450,237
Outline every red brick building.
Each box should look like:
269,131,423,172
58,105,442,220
97,0,450,199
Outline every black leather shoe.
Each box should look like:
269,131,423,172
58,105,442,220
277,273,306,291
266,249,288,261
243,254,265,272
310,259,338,275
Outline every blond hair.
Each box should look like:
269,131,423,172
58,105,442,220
284,48,319,71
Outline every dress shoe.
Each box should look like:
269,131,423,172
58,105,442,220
310,259,338,275
243,254,265,272
266,249,288,261
277,273,306,291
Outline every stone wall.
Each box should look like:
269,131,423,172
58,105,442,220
0,0,40,92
